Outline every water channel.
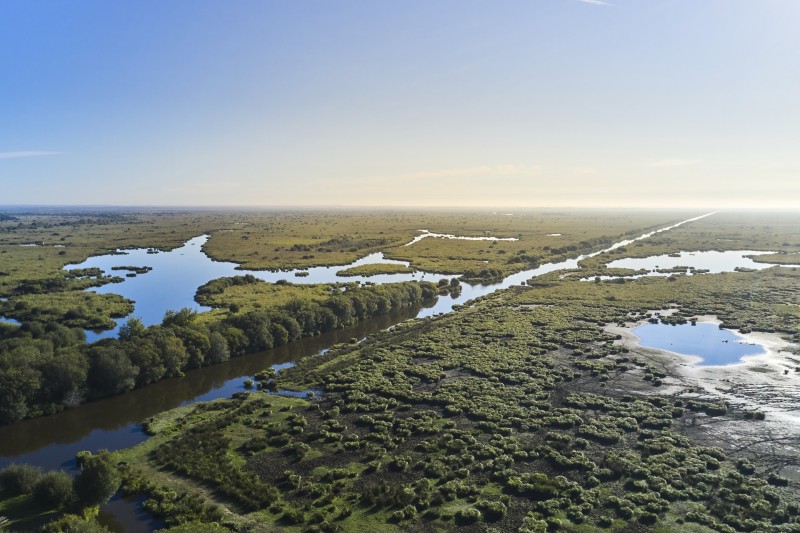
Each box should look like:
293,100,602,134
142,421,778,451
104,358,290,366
6,210,777,530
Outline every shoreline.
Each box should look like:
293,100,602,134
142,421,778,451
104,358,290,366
606,315,800,480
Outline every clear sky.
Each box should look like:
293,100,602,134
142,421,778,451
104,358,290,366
1,1,798,208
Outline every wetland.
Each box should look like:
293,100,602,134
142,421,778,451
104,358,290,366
1,208,800,533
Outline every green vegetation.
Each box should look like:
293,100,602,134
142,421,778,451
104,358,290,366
335,263,415,277
0,453,119,532
99,260,800,531
0,280,437,424
3,209,800,531
73,452,120,506
749,252,800,265
199,209,687,275
0,291,133,330
194,274,336,318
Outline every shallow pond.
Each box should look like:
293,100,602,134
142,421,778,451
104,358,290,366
633,322,765,366
97,495,164,533
606,250,800,275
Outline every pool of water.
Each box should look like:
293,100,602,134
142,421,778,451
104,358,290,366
632,322,765,366
606,250,800,275
97,495,164,533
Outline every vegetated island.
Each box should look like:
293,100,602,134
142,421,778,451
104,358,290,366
335,264,415,277
748,252,800,265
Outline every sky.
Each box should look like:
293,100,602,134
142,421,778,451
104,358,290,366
1,1,798,208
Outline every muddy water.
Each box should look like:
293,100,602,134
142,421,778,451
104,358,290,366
0,306,423,472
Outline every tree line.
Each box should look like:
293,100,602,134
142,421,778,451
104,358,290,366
0,280,439,425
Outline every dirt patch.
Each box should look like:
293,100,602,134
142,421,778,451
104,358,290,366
606,317,800,481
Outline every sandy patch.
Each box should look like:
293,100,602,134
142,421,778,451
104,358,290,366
606,315,800,479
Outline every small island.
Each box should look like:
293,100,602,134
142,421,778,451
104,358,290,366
336,263,415,277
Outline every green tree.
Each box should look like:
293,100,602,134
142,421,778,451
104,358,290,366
172,326,210,369
87,347,138,397
0,463,42,495
150,329,189,377
162,307,197,328
42,514,112,533
118,317,146,341
39,347,89,405
207,331,230,364
73,451,120,506
0,363,41,423
125,337,166,386
34,471,75,507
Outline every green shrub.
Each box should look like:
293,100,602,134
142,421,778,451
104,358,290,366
0,463,42,495
34,471,74,507
454,507,481,525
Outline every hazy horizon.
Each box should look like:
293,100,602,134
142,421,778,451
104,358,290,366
2,1,798,208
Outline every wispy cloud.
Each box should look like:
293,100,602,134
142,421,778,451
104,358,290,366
352,164,543,185
0,151,61,160
568,166,597,176
649,159,697,168
578,0,611,5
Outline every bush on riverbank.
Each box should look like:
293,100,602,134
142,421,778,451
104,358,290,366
0,281,438,425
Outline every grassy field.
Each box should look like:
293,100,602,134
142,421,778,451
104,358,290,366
194,278,338,322
335,264,415,277
0,208,688,328
749,252,800,265
200,209,693,275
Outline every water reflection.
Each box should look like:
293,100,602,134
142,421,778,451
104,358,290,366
97,495,164,533
633,322,765,366
607,250,800,275
64,235,453,340
0,306,422,471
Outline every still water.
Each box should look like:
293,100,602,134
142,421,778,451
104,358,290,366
607,250,800,275
0,306,422,471
65,235,454,341
632,322,765,366
0,212,719,531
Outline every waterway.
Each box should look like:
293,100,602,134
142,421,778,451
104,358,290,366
64,236,454,341
0,306,423,471
0,212,722,530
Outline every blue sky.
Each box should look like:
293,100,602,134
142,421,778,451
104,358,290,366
1,1,798,207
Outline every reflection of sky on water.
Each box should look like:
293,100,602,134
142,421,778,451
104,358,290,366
633,322,765,366
66,235,454,340
607,250,800,275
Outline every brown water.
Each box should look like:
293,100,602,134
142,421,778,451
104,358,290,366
0,306,422,472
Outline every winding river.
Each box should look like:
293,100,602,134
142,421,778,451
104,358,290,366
1,211,745,530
